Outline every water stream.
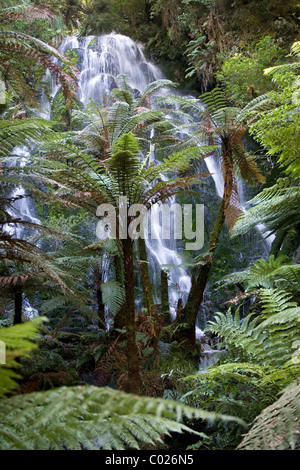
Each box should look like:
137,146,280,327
50,33,193,320
4,147,39,319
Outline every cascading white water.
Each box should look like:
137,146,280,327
145,188,192,319
43,33,193,319
56,34,163,105
9,33,274,330
204,154,224,199
4,146,39,319
5,147,41,239
205,151,275,251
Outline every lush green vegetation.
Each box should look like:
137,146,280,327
0,0,300,452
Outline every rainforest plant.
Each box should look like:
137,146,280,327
0,319,241,450
237,380,300,451
233,42,300,261
29,78,213,392
218,254,300,292
0,0,78,111
216,36,285,107
179,287,300,448
160,88,265,348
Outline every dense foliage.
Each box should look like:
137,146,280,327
0,0,299,452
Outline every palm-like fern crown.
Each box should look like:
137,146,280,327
0,0,78,109
232,42,300,238
157,88,265,229
200,88,265,185
207,288,300,368
218,254,300,291
28,79,212,217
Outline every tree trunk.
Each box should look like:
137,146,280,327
281,229,298,259
95,264,105,328
13,287,23,325
113,253,127,330
122,237,142,394
178,195,226,349
270,230,285,258
137,238,154,313
145,0,151,20
177,137,235,350
161,269,170,325
138,238,160,364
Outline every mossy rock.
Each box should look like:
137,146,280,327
79,331,106,345
159,325,177,344
56,331,81,344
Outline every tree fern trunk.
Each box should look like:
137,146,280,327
122,237,142,394
138,238,160,365
13,287,23,325
161,269,170,325
113,253,127,330
178,199,225,349
95,264,105,328
270,230,286,258
137,238,154,312
178,138,234,350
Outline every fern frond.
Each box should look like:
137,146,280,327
0,119,51,156
237,381,300,450
0,317,45,397
137,79,176,107
0,30,78,107
207,289,300,367
101,280,125,317
233,181,300,236
201,88,227,114
218,255,300,291
0,385,242,450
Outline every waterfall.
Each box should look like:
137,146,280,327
8,32,273,330
4,147,39,319
58,34,163,105
205,151,275,252
43,33,193,320
5,147,41,238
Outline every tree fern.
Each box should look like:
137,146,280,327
218,255,300,290
137,79,176,107
0,317,45,397
181,363,274,420
101,280,125,317
207,288,300,367
0,119,51,157
233,179,300,236
0,22,78,108
0,385,242,450
181,362,300,428
237,381,300,450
